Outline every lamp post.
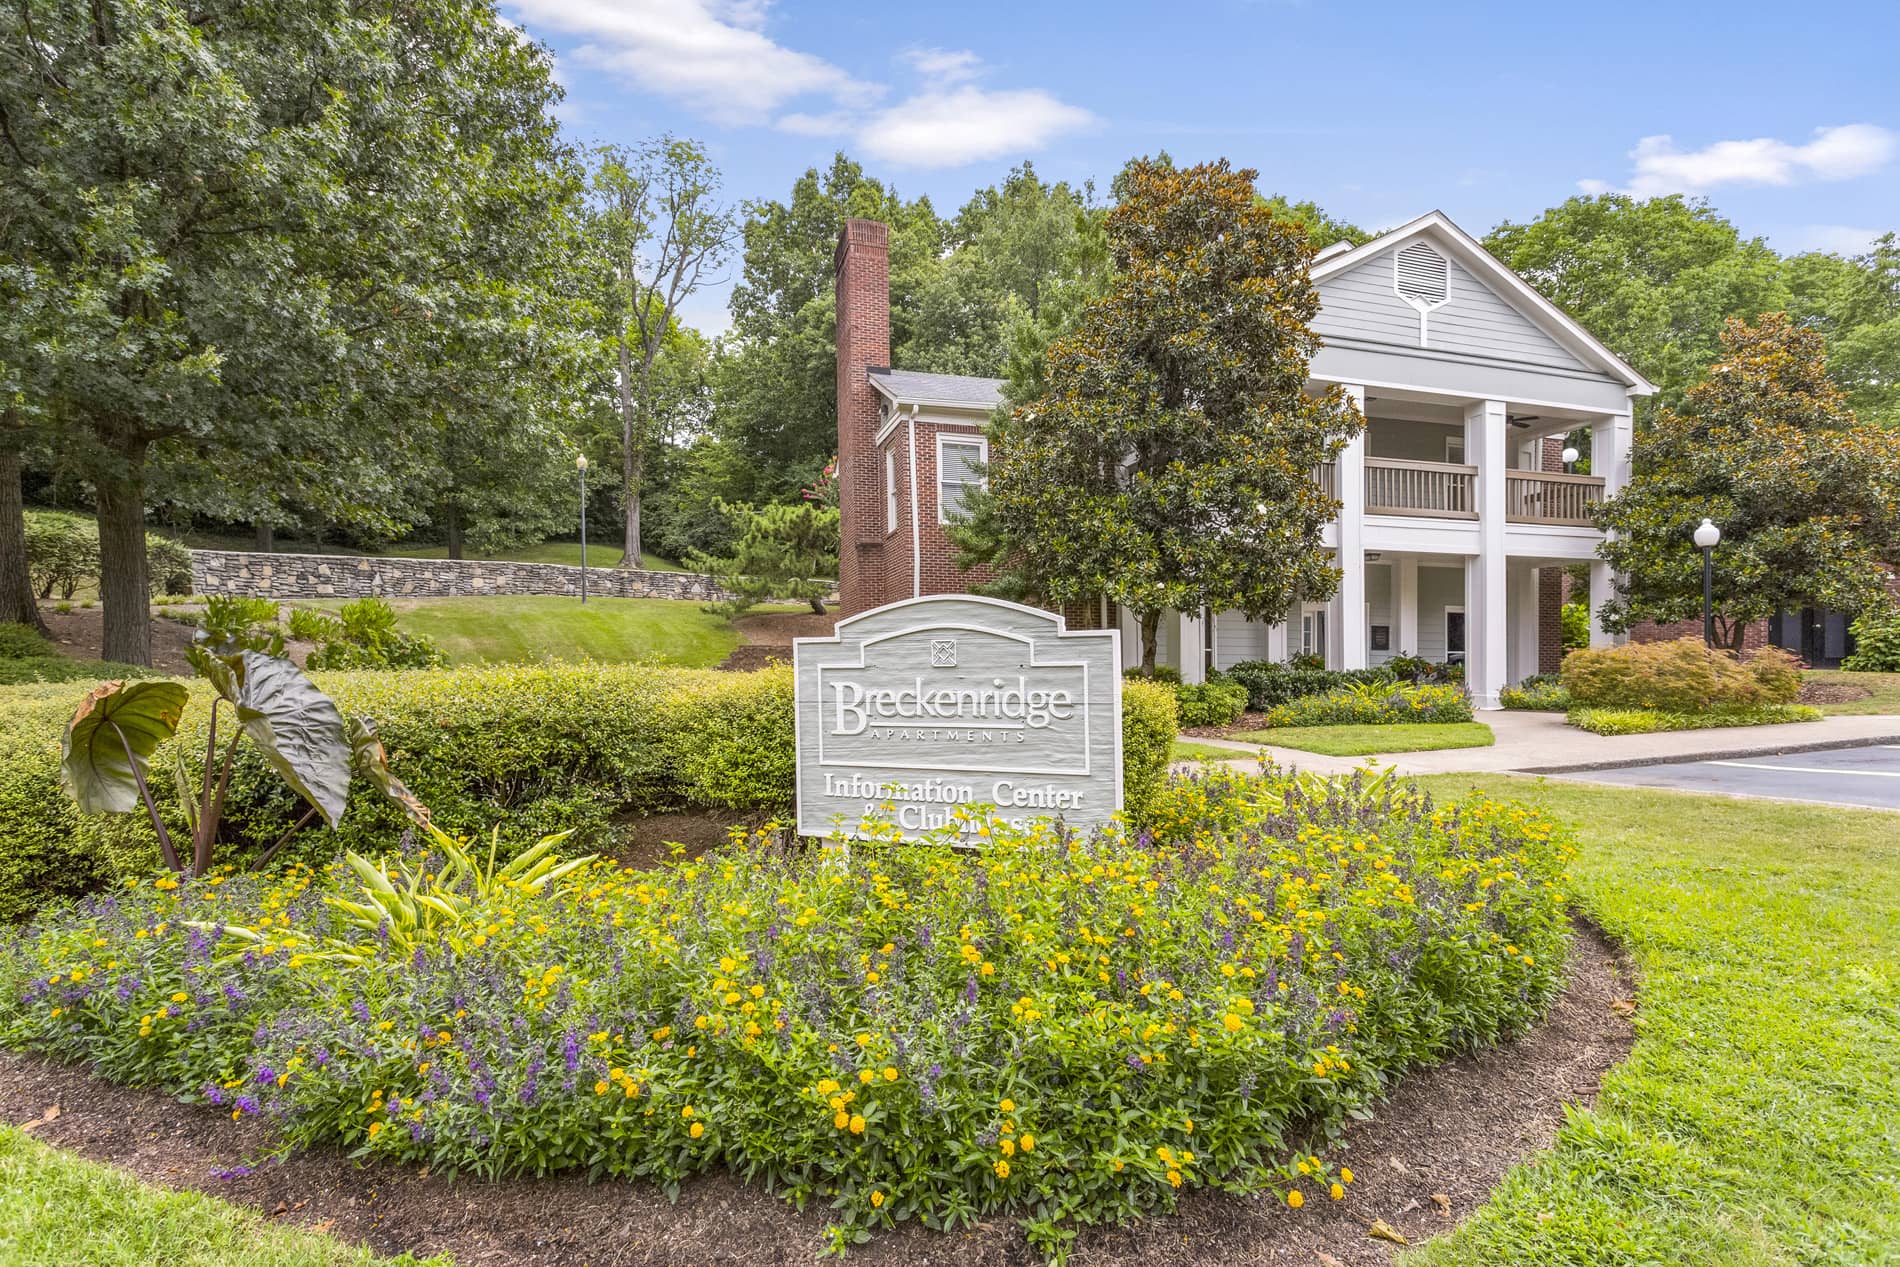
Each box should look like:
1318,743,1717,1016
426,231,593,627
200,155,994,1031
1561,444,1580,475
1693,517,1720,647
577,455,589,605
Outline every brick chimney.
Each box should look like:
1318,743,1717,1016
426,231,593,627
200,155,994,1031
835,218,890,615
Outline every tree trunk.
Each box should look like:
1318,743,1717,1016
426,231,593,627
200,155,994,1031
1138,610,1160,674
252,520,273,553
617,337,641,567
0,446,48,634
96,431,153,667
444,504,464,561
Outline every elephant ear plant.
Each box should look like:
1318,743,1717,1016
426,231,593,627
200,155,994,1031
60,646,353,876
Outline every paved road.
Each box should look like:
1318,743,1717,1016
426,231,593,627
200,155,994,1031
1571,743,1900,811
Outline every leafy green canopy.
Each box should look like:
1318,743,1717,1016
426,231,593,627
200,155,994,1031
0,0,584,662
1594,314,1900,646
978,158,1363,669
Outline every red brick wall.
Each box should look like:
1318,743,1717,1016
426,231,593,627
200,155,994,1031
1537,569,1564,674
1629,618,1769,651
835,218,890,615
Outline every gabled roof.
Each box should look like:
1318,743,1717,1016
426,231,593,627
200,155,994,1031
868,367,1005,411
1310,210,1657,396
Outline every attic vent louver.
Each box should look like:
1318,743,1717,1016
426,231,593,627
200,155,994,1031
1393,241,1450,346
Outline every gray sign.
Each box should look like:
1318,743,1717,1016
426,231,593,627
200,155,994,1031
793,596,1124,840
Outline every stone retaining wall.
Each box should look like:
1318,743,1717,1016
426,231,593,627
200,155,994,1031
191,549,733,603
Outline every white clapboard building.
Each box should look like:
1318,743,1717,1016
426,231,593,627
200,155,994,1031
831,211,1654,709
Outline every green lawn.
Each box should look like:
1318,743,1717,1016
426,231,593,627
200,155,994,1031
1227,721,1495,756
1170,739,1253,762
0,1125,441,1267
370,596,741,667
1405,776,1900,1267
1804,668,1900,716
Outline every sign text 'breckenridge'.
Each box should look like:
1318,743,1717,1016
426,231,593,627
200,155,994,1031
793,597,1123,839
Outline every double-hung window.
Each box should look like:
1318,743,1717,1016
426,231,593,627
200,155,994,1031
937,435,988,524
884,449,898,534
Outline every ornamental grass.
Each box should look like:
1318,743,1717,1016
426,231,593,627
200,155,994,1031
2,767,1573,1258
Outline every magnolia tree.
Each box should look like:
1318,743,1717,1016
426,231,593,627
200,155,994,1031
1594,314,1900,648
972,158,1363,671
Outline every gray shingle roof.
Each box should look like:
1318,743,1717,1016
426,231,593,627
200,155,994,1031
868,368,1005,410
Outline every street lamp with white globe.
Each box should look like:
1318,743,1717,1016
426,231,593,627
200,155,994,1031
577,455,589,605
1561,444,1580,474
1693,517,1721,646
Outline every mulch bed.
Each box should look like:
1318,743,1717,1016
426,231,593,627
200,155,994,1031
0,919,1634,1266
1798,680,1871,705
1181,711,1275,740
38,604,197,675
716,611,839,672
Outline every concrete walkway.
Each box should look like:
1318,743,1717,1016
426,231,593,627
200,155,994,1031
1183,709,1900,779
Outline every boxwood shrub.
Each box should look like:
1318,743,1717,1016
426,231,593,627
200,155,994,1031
1223,661,1397,711
1259,681,1473,728
1,764,1574,1254
0,665,1181,922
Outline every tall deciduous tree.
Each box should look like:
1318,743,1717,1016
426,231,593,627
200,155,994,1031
978,158,1363,671
1486,195,1788,413
1595,314,1900,648
0,0,576,664
584,139,736,566
1787,233,1900,428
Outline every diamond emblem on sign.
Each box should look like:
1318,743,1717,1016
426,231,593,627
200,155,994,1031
930,639,957,667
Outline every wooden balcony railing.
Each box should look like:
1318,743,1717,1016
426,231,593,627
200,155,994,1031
1505,471,1605,526
1364,457,1477,519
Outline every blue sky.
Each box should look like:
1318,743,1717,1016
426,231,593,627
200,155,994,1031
502,0,1900,334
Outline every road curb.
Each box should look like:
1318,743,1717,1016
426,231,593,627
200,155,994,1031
1513,733,1900,775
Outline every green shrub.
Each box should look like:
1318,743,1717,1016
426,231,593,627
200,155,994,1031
1172,676,1248,728
1260,681,1473,728
0,657,155,687
1568,703,1822,736
1843,609,1900,672
1562,638,1802,712
0,669,1186,921
1,765,1574,1254
1560,601,1590,651
292,597,446,670
1223,660,1396,710
1122,664,1183,685
23,511,194,598
0,623,55,660
1118,677,1178,822
1499,674,1570,711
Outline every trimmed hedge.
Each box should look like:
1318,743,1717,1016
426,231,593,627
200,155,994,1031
1562,638,1802,712
0,665,1181,922
0,623,154,687
1224,661,1396,710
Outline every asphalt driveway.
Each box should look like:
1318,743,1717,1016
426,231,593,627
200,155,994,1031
1570,743,1900,811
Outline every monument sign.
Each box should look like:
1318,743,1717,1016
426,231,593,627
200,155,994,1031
793,596,1124,840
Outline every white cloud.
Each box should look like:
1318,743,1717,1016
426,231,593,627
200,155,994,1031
1581,123,1898,198
1785,224,1885,256
855,85,1094,167
503,0,879,124
502,6,1091,169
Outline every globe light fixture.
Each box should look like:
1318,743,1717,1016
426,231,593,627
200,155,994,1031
1560,444,1579,473
1693,517,1721,645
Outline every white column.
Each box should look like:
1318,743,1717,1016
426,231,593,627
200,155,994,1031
1589,406,1635,647
1511,564,1541,684
1396,556,1420,657
1467,399,1508,709
1337,385,1368,669
1177,609,1206,684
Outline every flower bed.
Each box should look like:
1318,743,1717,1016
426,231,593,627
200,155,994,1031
1,767,1573,1255
1566,704,1822,736
1258,681,1472,728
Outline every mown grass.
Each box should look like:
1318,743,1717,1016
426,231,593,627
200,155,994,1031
1405,776,1900,1267
1804,668,1900,716
1229,722,1495,756
1169,739,1252,762
360,596,741,668
0,1125,443,1267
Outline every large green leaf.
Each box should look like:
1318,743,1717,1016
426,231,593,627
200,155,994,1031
61,680,189,814
229,652,351,828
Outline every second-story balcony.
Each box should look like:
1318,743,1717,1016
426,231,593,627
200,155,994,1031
1314,459,1605,526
